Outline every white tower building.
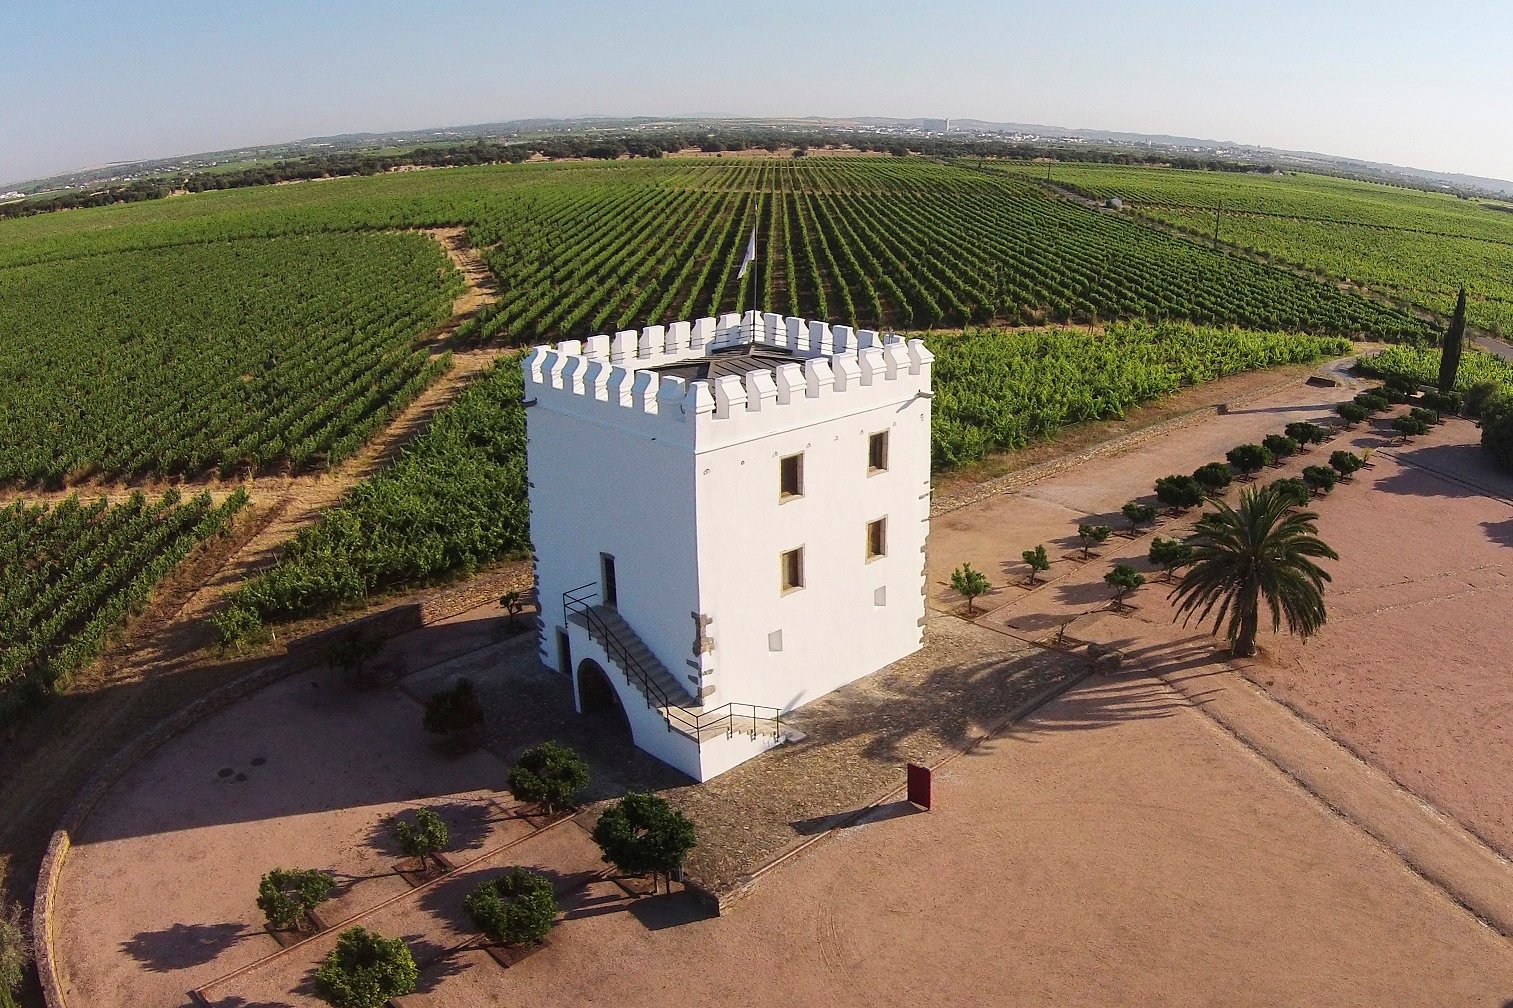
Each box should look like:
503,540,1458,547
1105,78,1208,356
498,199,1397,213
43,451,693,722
524,311,933,781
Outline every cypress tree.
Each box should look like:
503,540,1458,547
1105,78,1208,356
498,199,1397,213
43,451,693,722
1439,287,1467,393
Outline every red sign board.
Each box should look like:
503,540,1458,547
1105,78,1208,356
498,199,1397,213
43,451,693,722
907,763,932,810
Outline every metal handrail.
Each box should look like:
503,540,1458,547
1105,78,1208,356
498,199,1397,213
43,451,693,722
563,583,783,741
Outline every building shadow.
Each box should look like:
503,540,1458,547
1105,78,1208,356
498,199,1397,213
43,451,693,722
1376,441,1513,501
120,921,253,972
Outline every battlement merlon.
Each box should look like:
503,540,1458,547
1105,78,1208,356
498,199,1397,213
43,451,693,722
522,314,933,451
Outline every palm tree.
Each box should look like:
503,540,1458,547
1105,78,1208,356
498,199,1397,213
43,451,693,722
1170,485,1338,656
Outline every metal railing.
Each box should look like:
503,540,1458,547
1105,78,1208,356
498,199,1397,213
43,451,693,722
563,583,783,741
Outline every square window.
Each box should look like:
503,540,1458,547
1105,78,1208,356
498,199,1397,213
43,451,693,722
780,453,804,499
868,431,889,473
866,518,887,560
781,547,805,592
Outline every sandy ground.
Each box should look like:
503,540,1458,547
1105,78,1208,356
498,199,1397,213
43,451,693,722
395,679,1512,1007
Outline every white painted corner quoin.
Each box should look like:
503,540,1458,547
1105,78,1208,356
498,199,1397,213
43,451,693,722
524,311,932,781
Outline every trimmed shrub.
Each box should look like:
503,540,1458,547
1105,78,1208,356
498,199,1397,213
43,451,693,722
1227,443,1272,476
1154,475,1203,510
1104,564,1145,608
1409,407,1440,426
1379,385,1409,404
1077,523,1114,557
313,927,418,1008
1021,544,1051,584
1355,391,1391,413
1269,478,1312,508
508,741,590,813
1148,536,1194,579
1392,416,1430,438
463,867,558,947
1481,395,1513,470
1121,501,1157,528
1383,373,1418,396
393,808,449,873
1336,402,1368,425
1284,421,1328,447
1262,434,1299,461
1329,450,1364,476
257,868,335,933
1302,465,1338,495
1466,381,1501,419
1192,462,1234,494
592,792,697,890
1421,389,1463,415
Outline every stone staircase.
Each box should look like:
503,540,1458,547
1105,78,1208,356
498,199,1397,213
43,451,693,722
570,604,695,708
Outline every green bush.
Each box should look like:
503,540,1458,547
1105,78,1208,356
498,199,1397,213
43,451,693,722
1421,389,1463,414
592,792,697,889
508,741,590,813
950,562,991,614
1408,407,1439,425
423,678,486,747
1262,434,1299,460
1481,395,1513,470
1284,421,1328,447
463,867,558,947
1355,391,1391,413
1301,466,1338,494
1077,523,1114,557
393,808,449,873
1466,381,1501,418
1391,416,1430,438
1192,462,1234,494
1155,475,1203,510
257,868,335,933
1121,501,1157,527
1,903,30,1008
1104,564,1145,607
1336,402,1368,425
1269,478,1312,508
1226,443,1273,475
1329,450,1364,476
313,927,418,1008
1021,544,1051,584
1148,536,1194,579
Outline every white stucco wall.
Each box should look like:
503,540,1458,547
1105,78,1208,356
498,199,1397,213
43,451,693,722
524,312,931,776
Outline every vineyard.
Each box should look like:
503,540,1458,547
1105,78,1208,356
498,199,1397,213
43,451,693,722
217,322,1349,640
0,232,462,486
1359,344,1513,393
926,322,1352,466
0,489,248,717
1032,164,1513,336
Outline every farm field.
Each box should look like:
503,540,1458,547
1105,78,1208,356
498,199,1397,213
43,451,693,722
1033,163,1513,335
0,232,463,486
0,490,247,715
214,322,1350,641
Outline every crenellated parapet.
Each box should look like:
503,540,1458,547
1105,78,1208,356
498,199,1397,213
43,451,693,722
523,310,933,449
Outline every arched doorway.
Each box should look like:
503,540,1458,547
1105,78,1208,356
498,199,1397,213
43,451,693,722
576,658,631,736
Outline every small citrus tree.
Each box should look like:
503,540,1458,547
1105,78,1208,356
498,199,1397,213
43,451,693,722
257,868,335,933
1148,536,1194,580
1284,422,1327,450
1268,478,1312,509
1077,523,1113,558
464,867,558,947
508,741,590,813
1021,544,1051,584
313,927,418,1008
1262,433,1298,462
592,792,697,894
1301,465,1338,495
1329,450,1364,477
393,808,449,874
1154,475,1203,511
1192,462,1234,496
1104,564,1145,609
1336,402,1368,426
1226,443,1272,477
950,563,991,614
1121,501,1157,529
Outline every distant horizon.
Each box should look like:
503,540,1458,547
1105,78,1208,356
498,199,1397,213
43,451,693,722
7,111,1513,195
4,1,1511,188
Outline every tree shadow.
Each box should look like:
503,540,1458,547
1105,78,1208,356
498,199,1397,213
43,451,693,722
1053,579,1116,607
1484,518,1513,548
120,921,253,972
627,890,717,931
200,996,299,1008
405,935,476,993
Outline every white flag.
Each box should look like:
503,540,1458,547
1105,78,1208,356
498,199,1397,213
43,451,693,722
737,227,757,279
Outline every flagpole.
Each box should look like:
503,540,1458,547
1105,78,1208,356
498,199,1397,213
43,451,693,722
749,187,759,345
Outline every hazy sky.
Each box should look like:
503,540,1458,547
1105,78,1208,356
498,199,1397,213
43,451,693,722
4,0,1511,186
